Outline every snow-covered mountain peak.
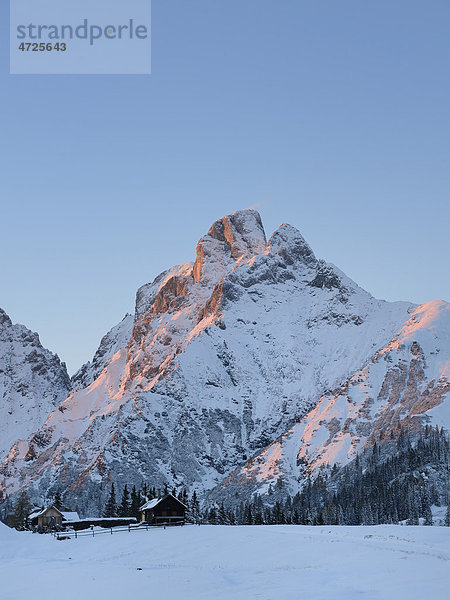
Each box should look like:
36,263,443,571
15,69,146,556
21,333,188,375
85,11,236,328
0,308,71,462
0,309,40,346
207,209,267,259
266,223,317,268
1,210,445,514
193,209,267,284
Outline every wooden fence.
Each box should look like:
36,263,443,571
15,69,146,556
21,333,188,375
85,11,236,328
55,521,184,540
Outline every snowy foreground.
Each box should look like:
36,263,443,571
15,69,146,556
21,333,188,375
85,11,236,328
1,524,449,600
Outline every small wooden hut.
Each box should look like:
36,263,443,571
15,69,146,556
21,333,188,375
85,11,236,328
140,494,186,526
28,506,80,531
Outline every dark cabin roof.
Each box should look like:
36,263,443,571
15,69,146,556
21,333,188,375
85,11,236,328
140,493,187,511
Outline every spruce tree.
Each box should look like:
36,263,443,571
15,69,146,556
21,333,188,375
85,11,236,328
254,509,264,525
244,503,253,525
190,491,201,524
118,485,130,517
273,501,282,524
104,483,117,518
208,506,217,524
424,505,433,526
445,505,450,527
216,502,224,525
406,506,419,526
12,491,32,530
130,486,142,520
228,509,236,525
53,491,63,510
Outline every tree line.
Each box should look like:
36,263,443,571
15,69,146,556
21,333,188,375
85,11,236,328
3,425,450,530
203,425,450,526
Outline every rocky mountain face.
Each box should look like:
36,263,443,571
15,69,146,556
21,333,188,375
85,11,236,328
0,210,448,514
0,309,71,461
211,300,450,503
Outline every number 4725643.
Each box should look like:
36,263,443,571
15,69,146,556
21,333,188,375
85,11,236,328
18,42,67,52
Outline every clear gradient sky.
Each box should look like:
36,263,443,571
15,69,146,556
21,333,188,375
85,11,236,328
1,1,449,374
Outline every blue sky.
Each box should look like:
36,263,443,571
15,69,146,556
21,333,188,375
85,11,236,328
1,0,449,374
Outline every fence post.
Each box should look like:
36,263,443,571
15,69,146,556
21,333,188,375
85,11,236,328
111,528,113,535
128,525,130,532
75,530,77,539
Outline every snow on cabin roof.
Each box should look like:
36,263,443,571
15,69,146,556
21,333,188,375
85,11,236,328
140,493,187,511
140,498,161,511
28,509,45,520
28,507,80,521
28,505,63,520
61,511,80,522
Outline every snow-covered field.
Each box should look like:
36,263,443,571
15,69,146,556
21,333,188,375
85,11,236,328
1,524,449,600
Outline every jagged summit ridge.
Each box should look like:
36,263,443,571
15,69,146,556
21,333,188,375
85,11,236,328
203,210,266,260
192,210,266,285
134,210,266,318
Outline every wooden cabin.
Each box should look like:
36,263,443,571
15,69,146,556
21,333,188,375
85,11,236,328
28,506,63,530
140,494,186,526
28,506,80,531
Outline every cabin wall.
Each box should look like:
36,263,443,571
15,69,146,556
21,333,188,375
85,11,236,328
153,497,185,518
37,508,63,529
141,497,186,524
